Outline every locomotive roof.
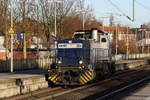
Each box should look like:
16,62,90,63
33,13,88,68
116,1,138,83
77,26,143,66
57,39,89,43
75,29,108,35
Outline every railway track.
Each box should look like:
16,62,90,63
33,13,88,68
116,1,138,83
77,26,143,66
4,65,150,100
96,76,150,100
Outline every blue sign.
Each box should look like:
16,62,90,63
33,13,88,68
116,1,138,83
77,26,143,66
17,33,24,40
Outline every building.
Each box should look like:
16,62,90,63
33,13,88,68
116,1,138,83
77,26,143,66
0,36,9,60
131,24,150,46
0,35,44,60
30,35,43,49
98,26,136,41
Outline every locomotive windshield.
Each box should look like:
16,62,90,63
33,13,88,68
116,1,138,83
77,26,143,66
73,33,92,39
73,34,83,39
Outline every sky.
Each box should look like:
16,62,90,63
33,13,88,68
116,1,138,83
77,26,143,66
87,0,150,28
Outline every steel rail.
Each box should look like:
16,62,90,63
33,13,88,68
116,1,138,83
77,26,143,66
96,75,150,100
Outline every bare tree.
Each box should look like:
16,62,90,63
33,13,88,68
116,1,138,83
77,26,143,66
38,0,77,48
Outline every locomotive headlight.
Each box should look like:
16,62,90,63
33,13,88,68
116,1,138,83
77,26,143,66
57,57,62,64
79,60,83,64
58,60,62,64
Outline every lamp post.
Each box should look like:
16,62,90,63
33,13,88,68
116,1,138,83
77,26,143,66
99,16,109,31
49,0,62,45
10,0,14,72
49,0,63,39
78,10,89,31
114,21,120,58
49,0,62,63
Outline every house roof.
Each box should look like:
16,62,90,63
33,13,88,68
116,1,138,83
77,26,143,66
98,26,128,32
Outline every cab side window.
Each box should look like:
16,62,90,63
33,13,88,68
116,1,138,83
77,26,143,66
101,38,106,42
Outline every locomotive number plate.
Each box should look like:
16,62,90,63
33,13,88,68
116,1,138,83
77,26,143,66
58,43,83,48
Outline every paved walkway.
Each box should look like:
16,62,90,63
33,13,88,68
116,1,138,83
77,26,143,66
0,69,48,82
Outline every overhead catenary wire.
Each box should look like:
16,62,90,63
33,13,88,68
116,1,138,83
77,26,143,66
107,0,133,21
135,0,150,13
107,0,127,16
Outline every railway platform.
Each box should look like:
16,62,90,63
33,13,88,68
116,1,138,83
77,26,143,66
0,69,48,98
115,59,149,71
0,59,149,99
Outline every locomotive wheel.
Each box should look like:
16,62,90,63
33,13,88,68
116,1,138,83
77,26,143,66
97,70,105,80
48,80,56,87
100,70,105,80
110,62,115,74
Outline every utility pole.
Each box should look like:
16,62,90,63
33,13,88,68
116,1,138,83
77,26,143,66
36,6,39,59
135,28,138,54
133,0,135,22
126,27,129,60
4,0,8,65
115,26,118,56
49,0,62,63
10,0,14,72
126,0,135,22
54,2,57,40
148,32,150,54
142,30,144,53
49,0,62,40
49,0,62,45
114,21,120,57
23,0,26,59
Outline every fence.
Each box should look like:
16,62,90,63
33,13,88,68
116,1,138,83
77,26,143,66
113,53,150,61
1,49,150,73
0,58,53,73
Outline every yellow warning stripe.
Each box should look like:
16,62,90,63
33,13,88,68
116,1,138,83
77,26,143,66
80,75,87,83
51,75,57,81
82,74,89,82
53,77,58,83
80,79,85,84
87,71,92,76
80,77,86,84
48,75,53,80
85,72,92,80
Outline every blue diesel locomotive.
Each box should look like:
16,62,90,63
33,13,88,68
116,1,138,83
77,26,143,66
48,28,115,85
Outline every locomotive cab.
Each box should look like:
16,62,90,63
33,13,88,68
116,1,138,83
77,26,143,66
49,39,93,85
